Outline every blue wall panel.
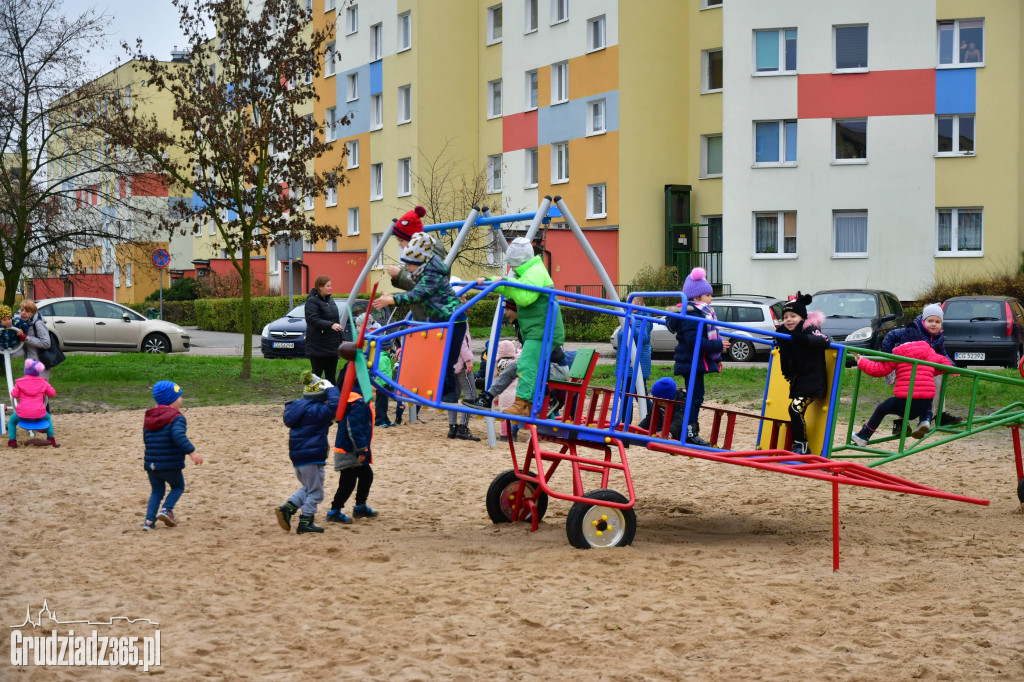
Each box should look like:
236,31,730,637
333,64,371,136
370,60,383,95
537,90,618,146
935,68,976,114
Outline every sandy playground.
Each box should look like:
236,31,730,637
2,403,1023,680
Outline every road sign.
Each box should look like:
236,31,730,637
151,248,171,268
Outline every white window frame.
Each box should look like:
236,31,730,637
125,263,133,287
701,134,723,178
937,19,984,68
525,0,538,34
551,141,569,184
371,233,385,269
752,211,798,258
752,120,797,167
551,61,569,104
526,70,538,111
370,163,383,200
346,72,359,101
935,114,975,156
833,118,868,164
586,183,606,219
487,154,503,193
370,94,383,130
936,207,984,257
304,193,314,211
586,99,606,136
586,15,606,52
345,4,358,34
347,207,360,236
487,4,503,45
832,210,868,258
397,85,411,124
397,12,412,52
702,48,723,93
551,0,568,25
326,107,337,142
370,22,382,61
487,79,503,119
753,28,797,76
833,24,869,73
525,147,538,188
326,238,338,252
701,0,722,8
397,157,412,196
326,183,338,207
326,0,336,11
346,140,359,168
325,41,336,77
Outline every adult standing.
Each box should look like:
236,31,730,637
14,300,53,380
304,275,343,381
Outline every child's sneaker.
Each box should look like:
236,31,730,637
296,514,324,534
142,520,156,531
353,504,378,519
326,509,353,524
275,501,298,531
912,419,931,439
791,441,811,455
156,509,177,527
850,431,869,447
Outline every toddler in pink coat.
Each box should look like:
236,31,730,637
7,359,59,448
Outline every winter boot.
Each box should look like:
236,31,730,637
685,424,710,447
7,439,16,448
353,504,378,519
791,441,810,455
505,397,532,417
47,437,60,448
276,501,299,531
463,391,494,409
326,509,353,524
296,514,324,534
891,418,904,436
447,424,458,439
455,425,480,442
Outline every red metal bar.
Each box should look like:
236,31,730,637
832,482,840,572
724,413,738,449
710,411,723,445
1011,426,1023,482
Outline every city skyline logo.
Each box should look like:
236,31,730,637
10,599,160,629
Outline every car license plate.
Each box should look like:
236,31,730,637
273,342,295,349
955,352,984,361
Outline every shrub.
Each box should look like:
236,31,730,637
628,264,680,308
914,268,1024,305
146,277,201,302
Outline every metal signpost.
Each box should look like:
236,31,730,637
151,248,171,320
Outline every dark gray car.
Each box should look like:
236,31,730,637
810,289,905,349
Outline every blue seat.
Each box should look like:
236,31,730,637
17,418,51,432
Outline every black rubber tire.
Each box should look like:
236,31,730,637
142,333,171,354
1017,477,1024,504
486,469,548,524
727,339,753,362
1007,345,1024,370
565,489,637,549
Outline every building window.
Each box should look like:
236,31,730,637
938,19,984,67
325,238,337,252
326,0,336,10
833,210,868,257
487,4,503,44
347,207,360,236
834,118,867,162
397,157,411,196
304,193,314,211
754,28,797,74
325,41,336,76
754,120,797,165
326,182,338,207
370,94,383,130
302,114,314,146
834,24,868,71
753,211,797,256
551,141,569,183
487,154,503,192
551,0,568,25
587,15,606,52
398,11,411,51
114,265,120,288
937,114,975,155
525,0,538,33
702,48,723,92
370,163,383,200
326,107,337,141
346,140,359,168
586,99,606,136
525,147,538,187
701,134,722,177
526,70,538,110
586,183,606,219
125,263,132,287
551,61,568,104
370,23,382,61
397,85,411,124
936,208,983,255
371,233,384,269
701,0,722,8
488,79,503,118
345,4,358,34
346,73,358,101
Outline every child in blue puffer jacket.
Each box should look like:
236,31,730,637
327,380,378,524
276,371,341,535
142,381,203,531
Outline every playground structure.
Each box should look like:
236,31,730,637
2,343,53,445
344,196,1024,569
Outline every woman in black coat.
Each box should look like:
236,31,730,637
304,275,343,380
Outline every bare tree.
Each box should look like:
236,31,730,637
103,0,345,379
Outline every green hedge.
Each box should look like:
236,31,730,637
125,300,199,326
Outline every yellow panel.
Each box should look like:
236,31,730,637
758,348,839,456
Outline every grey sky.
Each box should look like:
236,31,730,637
65,0,191,74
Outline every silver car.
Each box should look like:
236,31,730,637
36,297,191,354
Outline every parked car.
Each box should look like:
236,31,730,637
35,297,191,354
810,289,905,349
610,295,783,362
260,298,393,359
941,296,1024,368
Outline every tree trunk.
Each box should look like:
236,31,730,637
240,249,253,380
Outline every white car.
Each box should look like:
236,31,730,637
36,297,191,354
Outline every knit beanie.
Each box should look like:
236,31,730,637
681,267,713,300
24,359,43,377
400,231,436,265
0,304,11,319
921,303,944,322
496,339,518,360
152,380,183,405
301,369,332,400
783,292,813,320
651,377,678,401
506,237,535,267
393,206,426,241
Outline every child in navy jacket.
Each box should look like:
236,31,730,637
327,381,378,524
142,380,203,531
277,371,341,535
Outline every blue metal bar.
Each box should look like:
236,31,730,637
423,211,537,234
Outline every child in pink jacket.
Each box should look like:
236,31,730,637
446,329,480,441
7,359,59,448
851,340,953,445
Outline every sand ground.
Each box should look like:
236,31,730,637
2,404,1023,680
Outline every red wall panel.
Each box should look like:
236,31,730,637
798,69,935,119
503,111,538,153
543,228,619,293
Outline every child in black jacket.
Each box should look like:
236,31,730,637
327,381,378,524
775,293,831,455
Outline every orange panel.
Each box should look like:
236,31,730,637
395,327,449,401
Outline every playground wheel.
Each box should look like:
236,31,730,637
486,469,548,524
142,333,171,354
565,489,636,549
1017,477,1024,504
727,339,754,362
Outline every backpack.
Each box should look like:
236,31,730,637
38,328,66,369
